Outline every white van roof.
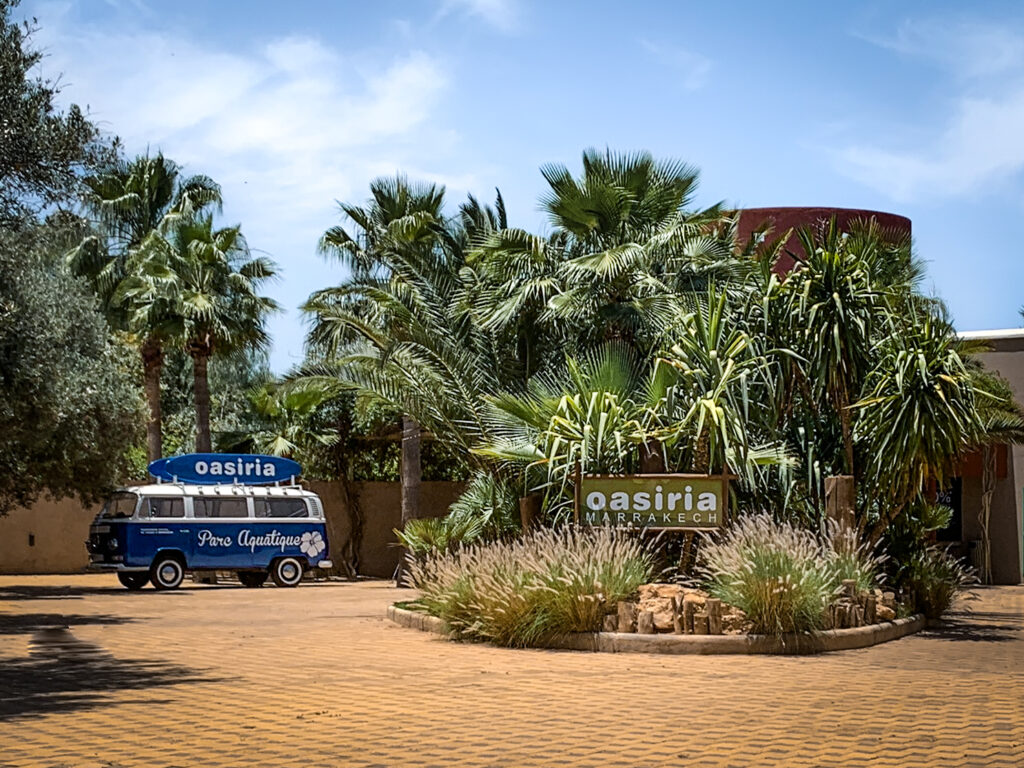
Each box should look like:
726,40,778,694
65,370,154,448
119,483,320,499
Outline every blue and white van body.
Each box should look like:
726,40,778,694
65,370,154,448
86,482,332,590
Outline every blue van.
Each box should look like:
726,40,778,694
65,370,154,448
86,483,332,590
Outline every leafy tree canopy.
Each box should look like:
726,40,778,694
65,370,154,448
0,219,144,513
0,0,116,226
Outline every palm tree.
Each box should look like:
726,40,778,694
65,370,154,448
308,176,450,528
169,216,278,452
67,152,221,461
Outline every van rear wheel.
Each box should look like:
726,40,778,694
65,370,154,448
150,555,185,590
270,557,303,587
238,571,268,588
117,572,148,590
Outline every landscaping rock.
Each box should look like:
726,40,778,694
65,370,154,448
721,607,747,634
876,604,896,622
636,584,708,632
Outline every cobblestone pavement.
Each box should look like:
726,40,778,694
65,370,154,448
0,574,1021,768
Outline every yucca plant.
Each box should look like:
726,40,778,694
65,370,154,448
856,312,983,543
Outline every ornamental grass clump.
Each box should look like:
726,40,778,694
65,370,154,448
406,527,653,648
824,519,886,593
701,514,837,635
901,546,976,620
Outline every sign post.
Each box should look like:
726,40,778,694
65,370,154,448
576,472,731,530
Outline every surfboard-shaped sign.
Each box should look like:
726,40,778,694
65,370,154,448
148,454,302,485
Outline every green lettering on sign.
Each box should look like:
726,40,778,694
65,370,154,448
577,475,727,529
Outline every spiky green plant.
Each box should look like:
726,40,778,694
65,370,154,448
900,547,976,620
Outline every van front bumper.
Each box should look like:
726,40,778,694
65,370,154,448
86,562,148,573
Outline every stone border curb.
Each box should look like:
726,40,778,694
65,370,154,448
386,604,926,655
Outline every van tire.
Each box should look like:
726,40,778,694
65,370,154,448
238,571,268,588
117,572,148,590
270,557,303,588
150,555,185,590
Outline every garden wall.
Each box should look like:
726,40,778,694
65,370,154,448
309,480,466,578
0,480,465,577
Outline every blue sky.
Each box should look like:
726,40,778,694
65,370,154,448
22,0,1024,371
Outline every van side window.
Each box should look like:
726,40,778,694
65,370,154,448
193,498,249,518
254,498,309,518
144,498,184,518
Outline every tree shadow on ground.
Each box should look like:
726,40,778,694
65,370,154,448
0,612,132,635
920,608,1023,643
0,584,201,601
0,650,215,721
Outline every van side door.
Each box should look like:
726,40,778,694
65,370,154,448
134,496,190,567
190,496,252,568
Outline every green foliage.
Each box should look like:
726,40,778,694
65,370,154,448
394,516,484,557
702,515,871,635
0,0,116,225
899,547,975,620
824,520,886,593
396,472,519,556
407,526,654,647
159,348,270,454
301,151,1019,569
0,221,143,512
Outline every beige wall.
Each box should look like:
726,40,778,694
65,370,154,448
0,481,465,578
0,496,100,574
310,480,465,579
972,348,1024,585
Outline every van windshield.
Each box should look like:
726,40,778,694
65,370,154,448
98,492,138,519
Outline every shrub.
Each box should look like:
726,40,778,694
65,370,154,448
406,527,654,647
901,546,976,620
824,519,886,593
394,516,484,557
701,514,838,635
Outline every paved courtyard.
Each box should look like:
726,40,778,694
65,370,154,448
0,575,1021,768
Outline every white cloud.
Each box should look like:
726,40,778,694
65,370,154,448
834,19,1024,202
857,18,1024,80
836,90,1024,201
26,2,488,370
437,0,519,32
640,39,711,91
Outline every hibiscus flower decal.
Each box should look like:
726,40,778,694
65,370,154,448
300,530,326,557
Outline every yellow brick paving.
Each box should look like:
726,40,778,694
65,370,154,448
0,575,1021,767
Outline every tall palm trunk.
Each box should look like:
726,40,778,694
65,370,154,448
140,337,164,463
396,415,421,585
188,335,214,453
401,415,421,526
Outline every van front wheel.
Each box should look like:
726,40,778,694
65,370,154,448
270,557,303,588
150,555,185,590
117,572,148,590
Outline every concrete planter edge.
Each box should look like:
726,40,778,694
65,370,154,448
386,604,926,654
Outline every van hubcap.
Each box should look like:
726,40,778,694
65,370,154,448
281,563,298,581
160,564,179,582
